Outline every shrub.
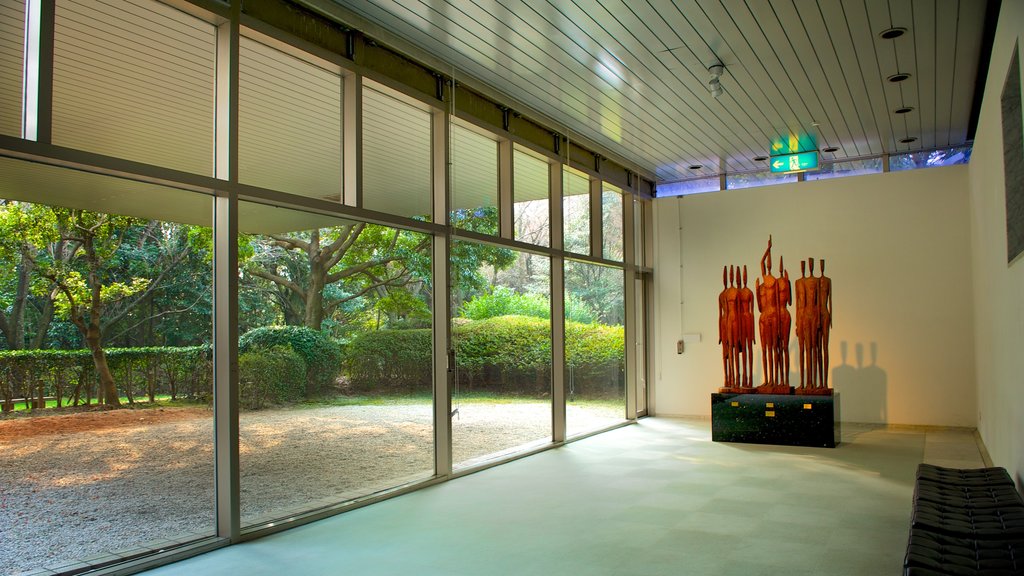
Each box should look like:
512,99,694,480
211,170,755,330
342,328,432,392
239,326,341,396
341,315,623,397
459,287,598,324
238,346,306,409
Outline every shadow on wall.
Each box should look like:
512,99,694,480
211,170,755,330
832,341,888,423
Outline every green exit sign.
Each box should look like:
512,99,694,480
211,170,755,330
770,151,819,173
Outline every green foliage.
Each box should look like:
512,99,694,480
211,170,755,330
239,346,306,409
343,316,623,396
459,287,598,324
0,346,212,409
238,326,341,396
342,328,432,392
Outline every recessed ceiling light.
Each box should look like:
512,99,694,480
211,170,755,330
879,27,907,40
895,106,915,114
821,147,839,153
888,73,911,83
899,136,918,144
753,156,768,162
688,164,703,170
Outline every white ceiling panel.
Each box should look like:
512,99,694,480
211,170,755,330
324,0,993,183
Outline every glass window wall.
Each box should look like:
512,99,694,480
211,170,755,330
726,170,798,190
807,157,883,180
0,0,24,137
51,0,216,174
0,157,214,574
451,242,552,468
564,260,625,437
657,176,720,197
513,147,550,247
890,145,973,171
237,202,434,526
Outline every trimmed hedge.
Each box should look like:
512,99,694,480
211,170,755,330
239,346,306,409
343,316,624,396
239,326,341,396
0,346,211,410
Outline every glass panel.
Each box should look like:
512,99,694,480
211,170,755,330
239,36,341,200
513,146,549,247
0,157,213,574
657,176,720,197
451,243,551,468
602,184,623,261
237,203,433,526
564,260,625,437
726,170,797,190
807,157,883,180
51,0,216,174
450,121,498,234
0,0,24,137
890,146,973,171
563,167,590,254
362,84,431,218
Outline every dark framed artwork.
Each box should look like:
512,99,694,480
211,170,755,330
1002,43,1024,265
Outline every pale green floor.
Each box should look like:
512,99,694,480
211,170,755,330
143,418,987,576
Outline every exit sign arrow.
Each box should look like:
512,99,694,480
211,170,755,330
769,151,819,173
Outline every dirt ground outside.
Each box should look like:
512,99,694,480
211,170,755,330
0,402,623,575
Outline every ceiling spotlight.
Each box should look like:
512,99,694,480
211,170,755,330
888,73,911,83
688,164,703,170
753,156,768,162
708,63,725,99
899,136,918,144
895,106,915,114
822,146,839,153
879,27,907,40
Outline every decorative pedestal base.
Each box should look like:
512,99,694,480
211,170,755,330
711,392,840,448
795,386,833,396
718,386,756,394
756,385,795,395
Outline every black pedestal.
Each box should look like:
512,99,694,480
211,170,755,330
711,393,840,448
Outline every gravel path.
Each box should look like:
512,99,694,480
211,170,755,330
0,402,622,575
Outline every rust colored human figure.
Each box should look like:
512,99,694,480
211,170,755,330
818,259,833,388
738,265,756,388
718,266,732,386
804,258,822,388
725,266,741,386
756,237,778,386
776,256,792,387
795,261,810,388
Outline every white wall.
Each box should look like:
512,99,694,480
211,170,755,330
968,2,1024,489
652,166,976,426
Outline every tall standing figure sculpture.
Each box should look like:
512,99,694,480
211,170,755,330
795,261,810,388
718,266,731,387
725,266,740,387
756,237,779,387
818,259,833,388
804,258,822,388
776,256,792,387
738,265,755,388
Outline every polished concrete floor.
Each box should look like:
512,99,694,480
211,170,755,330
143,418,987,576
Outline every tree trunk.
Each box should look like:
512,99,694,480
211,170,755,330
85,326,119,407
304,265,326,330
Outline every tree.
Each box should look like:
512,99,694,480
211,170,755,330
16,205,189,406
0,201,55,350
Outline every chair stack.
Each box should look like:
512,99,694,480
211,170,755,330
905,463,1024,575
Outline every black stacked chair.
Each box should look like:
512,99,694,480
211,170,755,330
905,464,1024,575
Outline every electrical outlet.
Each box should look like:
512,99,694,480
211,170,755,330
677,340,684,354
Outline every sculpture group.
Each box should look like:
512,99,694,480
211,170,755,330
718,236,832,395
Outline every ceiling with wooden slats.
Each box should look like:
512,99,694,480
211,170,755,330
325,0,995,182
